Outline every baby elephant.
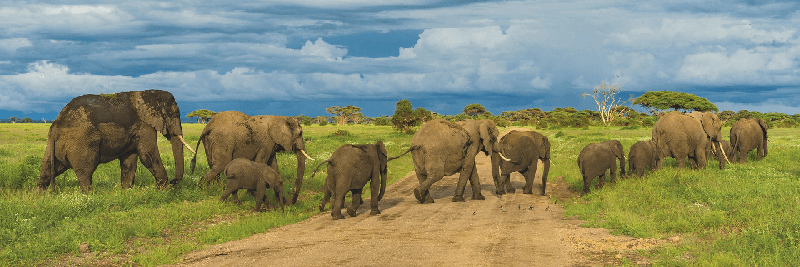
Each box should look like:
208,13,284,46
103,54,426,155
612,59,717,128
577,140,625,194
628,140,659,177
222,158,285,212
311,141,388,220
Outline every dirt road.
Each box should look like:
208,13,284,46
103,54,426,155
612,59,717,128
177,154,665,266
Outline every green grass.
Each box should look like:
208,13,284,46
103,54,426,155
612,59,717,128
2,123,798,266
0,123,414,266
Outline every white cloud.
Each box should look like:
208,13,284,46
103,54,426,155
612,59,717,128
0,38,32,52
676,47,800,84
0,4,139,34
300,38,348,60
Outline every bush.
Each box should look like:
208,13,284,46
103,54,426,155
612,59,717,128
318,120,328,126
373,116,391,126
331,129,351,136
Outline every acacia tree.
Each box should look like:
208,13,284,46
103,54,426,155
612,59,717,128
463,103,488,117
582,81,629,126
633,91,718,116
8,117,18,123
326,105,362,125
186,109,217,124
391,99,431,133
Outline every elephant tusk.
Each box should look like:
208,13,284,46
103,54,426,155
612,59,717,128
301,150,314,160
718,142,731,165
179,135,196,154
498,152,511,162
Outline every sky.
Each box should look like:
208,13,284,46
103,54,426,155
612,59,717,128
1,0,800,120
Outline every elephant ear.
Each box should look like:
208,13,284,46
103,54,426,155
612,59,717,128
376,140,388,157
539,135,551,160
270,117,294,151
758,119,769,133
131,90,181,136
610,140,624,159
479,120,498,154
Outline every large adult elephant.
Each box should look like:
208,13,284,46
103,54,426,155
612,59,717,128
652,111,722,169
38,90,195,191
730,118,768,163
391,119,504,203
687,111,728,169
189,111,312,204
495,129,551,195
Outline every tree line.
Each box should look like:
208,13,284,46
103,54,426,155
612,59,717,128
174,90,798,131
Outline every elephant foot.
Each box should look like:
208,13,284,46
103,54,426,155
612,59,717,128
523,189,533,195
370,209,381,215
424,195,434,204
332,212,345,220
472,194,485,200
495,189,505,195
414,188,428,204
451,195,466,202
169,178,181,185
506,187,516,194
346,208,357,217
318,204,326,212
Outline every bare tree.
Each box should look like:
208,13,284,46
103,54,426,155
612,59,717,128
582,81,629,126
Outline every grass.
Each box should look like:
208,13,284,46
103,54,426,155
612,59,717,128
1,123,798,266
0,123,415,266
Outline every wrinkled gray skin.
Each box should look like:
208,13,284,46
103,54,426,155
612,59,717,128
39,90,194,191
687,111,727,169
730,118,768,163
190,111,310,204
391,119,502,204
653,111,722,170
628,140,659,177
577,140,625,194
496,130,551,195
704,139,734,162
311,141,388,220
221,158,285,212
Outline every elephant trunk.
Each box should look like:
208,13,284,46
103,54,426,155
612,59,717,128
619,155,626,177
291,150,307,204
169,135,185,185
277,185,285,213
379,168,387,202
490,151,502,191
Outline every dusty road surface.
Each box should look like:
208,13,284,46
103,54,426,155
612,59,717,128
177,154,666,267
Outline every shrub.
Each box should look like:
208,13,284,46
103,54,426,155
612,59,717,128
318,120,328,126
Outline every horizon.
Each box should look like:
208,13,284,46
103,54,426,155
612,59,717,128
1,1,799,119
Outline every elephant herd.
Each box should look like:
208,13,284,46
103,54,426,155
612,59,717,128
579,111,769,194
36,90,769,220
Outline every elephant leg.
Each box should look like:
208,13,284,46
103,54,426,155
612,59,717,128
231,190,241,204
609,165,617,184
582,175,591,194
597,173,606,189
348,189,362,217
521,169,534,194
502,171,515,194
319,184,332,212
369,174,381,215
119,153,138,189
468,165,484,200
675,155,687,169
38,158,70,190
220,186,238,202
136,128,170,187
255,185,266,212
331,189,346,220
414,166,441,204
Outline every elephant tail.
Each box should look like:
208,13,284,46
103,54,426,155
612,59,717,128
310,159,332,179
189,129,208,174
388,145,419,161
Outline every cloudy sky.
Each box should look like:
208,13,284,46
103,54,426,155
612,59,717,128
1,0,799,120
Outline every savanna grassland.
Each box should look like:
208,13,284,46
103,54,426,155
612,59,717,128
0,123,798,266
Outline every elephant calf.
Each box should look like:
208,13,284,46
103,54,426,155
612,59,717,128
577,140,625,194
311,141,388,220
221,158,285,212
628,140,659,177
496,130,551,195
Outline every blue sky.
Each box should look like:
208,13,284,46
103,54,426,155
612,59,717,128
1,0,799,120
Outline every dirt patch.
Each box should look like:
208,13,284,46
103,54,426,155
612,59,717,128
176,154,669,266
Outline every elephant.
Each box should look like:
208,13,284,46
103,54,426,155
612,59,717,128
730,118,768,163
495,129,551,195
628,140,659,177
189,111,313,204
652,111,722,170
221,158,284,212
38,90,195,191
577,140,625,194
687,111,729,169
311,141,388,220
390,119,504,204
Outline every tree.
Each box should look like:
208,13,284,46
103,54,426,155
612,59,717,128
21,118,32,123
633,91,718,116
186,109,217,124
326,105,362,125
582,81,629,126
391,100,430,133
463,103,491,117
9,117,18,123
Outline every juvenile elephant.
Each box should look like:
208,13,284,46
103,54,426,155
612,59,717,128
628,140,659,177
311,141,388,220
190,111,313,204
577,140,625,194
496,129,551,195
730,118,768,163
39,90,195,191
221,158,284,212
391,119,504,204
652,111,722,170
